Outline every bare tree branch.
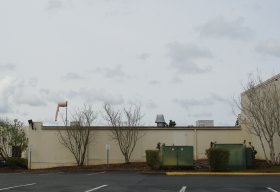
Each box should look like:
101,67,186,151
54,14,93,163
103,104,145,163
236,74,280,165
57,104,97,166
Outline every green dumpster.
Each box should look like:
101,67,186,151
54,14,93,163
177,146,194,166
245,147,255,168
161,146,194,167
161,146,177,166
214,144,246,170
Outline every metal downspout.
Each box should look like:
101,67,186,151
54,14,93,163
195,128,198,160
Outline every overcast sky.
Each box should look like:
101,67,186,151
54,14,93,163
1,0,280,126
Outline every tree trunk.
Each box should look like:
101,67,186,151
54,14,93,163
0,150,7,161
268,140,276,165
124,154,130,163
258,135,270,165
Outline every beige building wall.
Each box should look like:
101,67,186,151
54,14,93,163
240,73,280,162
27,123,77,169
27,122,252,169
23,74,280,169
250,133,280,160
195,128,249,159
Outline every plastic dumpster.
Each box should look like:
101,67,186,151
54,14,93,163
161,146,194,167
177,146,194,166
214,144,246,170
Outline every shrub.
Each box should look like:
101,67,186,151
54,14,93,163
206,148,229,171
145,150,160,169
6,157,28,169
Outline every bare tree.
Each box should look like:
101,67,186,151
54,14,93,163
0,119,28,161
58,104,97,166
237,74,280,165
103,104,144,163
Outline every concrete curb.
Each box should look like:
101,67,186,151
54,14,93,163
166,172,280,176
29,169,146,173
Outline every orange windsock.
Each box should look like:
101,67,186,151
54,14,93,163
55,101,68,121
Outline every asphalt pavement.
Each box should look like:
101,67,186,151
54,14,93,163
0,171,279,192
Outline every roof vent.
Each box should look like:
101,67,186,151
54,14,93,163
70,121,80,126
155,114,166,127
196,120,214,127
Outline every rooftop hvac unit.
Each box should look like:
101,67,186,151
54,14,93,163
195,120,214,127
70,121,80,126
155,114,166,127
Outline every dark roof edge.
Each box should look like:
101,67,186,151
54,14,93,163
42,126,241,131
241,73,280,96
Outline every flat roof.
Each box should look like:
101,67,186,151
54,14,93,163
41,126,241,131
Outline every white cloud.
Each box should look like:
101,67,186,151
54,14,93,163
210,93,232,106
0,76,14,92
171,60,212,74
188,112,213,118
68,88,124,105
171,77,182,84
256,40,280,57
0,76,16,113
0,97,12,113
0,63,16,71
14,91,46,107
61,72,85,81
40,88,65,104
94,65,130,81
0,76,47,114
167,42,212,60
167,42,213,74
145,100,158,109
46,0,63,11
197,17,253,40
174,94,231,110
138,53,150,61
148,80,160,85
28,77,38,87
174,97,214,110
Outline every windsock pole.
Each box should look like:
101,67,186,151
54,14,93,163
66,104,68,126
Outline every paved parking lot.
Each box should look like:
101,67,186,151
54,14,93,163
0,171,279,192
